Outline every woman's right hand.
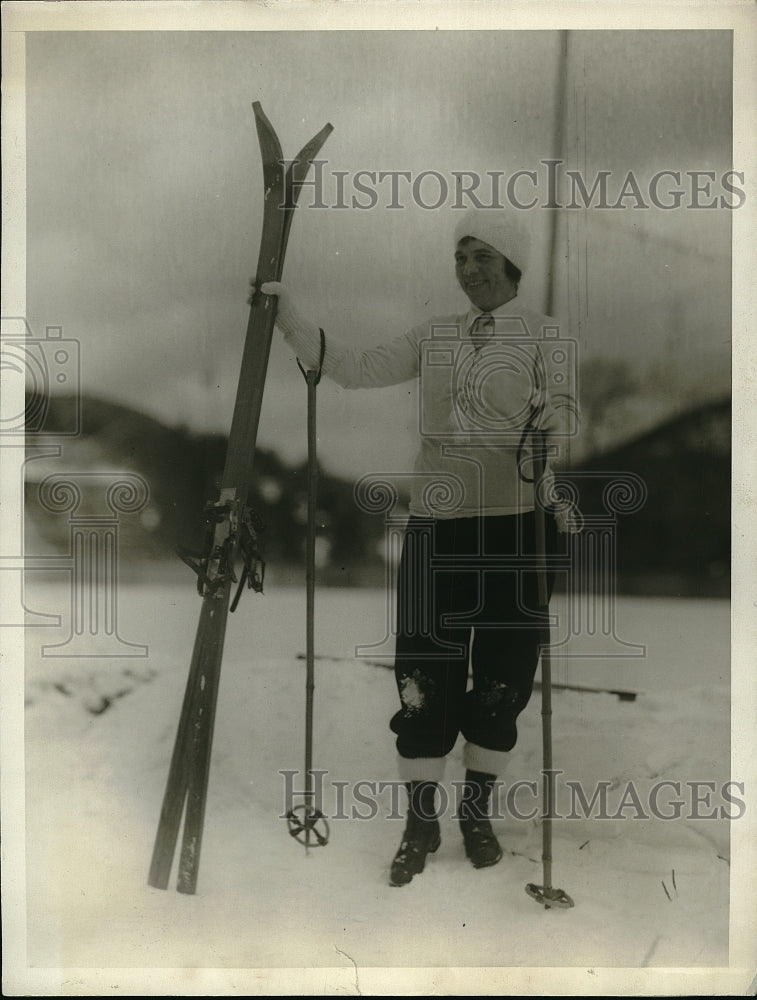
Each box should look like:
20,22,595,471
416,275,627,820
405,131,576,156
248,279,286,305
247,279,319,343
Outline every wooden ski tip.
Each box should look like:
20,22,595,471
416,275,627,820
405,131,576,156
251,101,276,128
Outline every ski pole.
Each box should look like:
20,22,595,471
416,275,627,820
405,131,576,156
287,332,329,850
525,428,574,910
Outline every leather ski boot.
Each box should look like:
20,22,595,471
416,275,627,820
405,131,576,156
458,769,503,869
389,781,441,887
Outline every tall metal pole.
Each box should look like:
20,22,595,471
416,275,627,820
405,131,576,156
545,30,569,320
525,29,575,910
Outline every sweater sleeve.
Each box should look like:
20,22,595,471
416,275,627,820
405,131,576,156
535,332,580,465
283,324,421,389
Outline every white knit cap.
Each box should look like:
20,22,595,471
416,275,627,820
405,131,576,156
453,207,531,274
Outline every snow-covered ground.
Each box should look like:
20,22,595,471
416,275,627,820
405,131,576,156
6,575,755,995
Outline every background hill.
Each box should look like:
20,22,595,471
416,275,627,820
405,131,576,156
24,392,730,597
24,393,388,587
564,397,730,597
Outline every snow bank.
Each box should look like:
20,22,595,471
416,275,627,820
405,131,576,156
12,581,750,994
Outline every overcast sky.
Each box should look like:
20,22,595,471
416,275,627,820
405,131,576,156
24,29,734,476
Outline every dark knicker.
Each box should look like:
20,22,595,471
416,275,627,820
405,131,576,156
391,511,559,759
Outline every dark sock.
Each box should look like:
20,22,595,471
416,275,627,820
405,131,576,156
407,780,439,821
390,781,441,886
460,769,497,821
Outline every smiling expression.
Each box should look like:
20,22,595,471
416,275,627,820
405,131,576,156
454,237,518,312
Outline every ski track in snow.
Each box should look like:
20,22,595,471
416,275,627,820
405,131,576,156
21,580,731,972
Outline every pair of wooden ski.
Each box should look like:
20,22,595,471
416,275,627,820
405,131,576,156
148,103,333,894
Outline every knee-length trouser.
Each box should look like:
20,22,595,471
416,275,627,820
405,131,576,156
390,512,558,777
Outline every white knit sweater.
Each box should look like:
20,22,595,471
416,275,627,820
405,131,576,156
282,297,579,519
